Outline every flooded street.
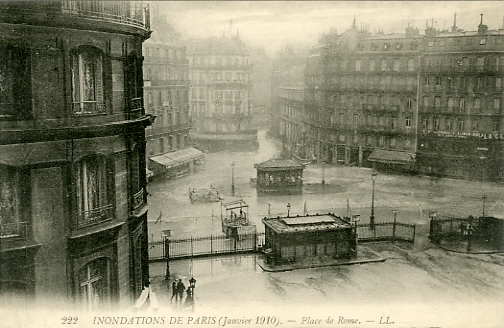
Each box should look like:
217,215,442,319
146,130,504,327
147,130,504,241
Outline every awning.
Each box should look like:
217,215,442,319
367,149,416,164
149,147,204,169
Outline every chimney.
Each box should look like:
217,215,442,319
451,12,458,32
478,14,488,34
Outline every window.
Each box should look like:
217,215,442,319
477,57,484,71
434,97,441,109
459,98,465,112
493,119,499,132
369,59,375,71
407,98,413,109
428,41,434,47
421,118,428,129
0,46,31,120
496,78,502,88
407,59,415,71
393,59,400,71
472,120,479,132
75,156,112,227
480,38,487,45
446,120,453,131
0,165,23,238
474,98,481,112
71,47,105,115
447,97,454,111
458,119,465,132
494,98,501,113
405,117,412,127
355,60,361,71
433,118,440,131
423,96,430,108
381,59,387,71
79,258,110,311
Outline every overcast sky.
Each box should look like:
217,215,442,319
156,1,504,56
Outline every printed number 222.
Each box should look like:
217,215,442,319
62,316,78,324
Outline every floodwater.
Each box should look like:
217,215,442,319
146,130,504,327
146,130,504,241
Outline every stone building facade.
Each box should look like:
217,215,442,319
0,1,152,311
187,35,256,151
143,14,203,179
297,16,504,181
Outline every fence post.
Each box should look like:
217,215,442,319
210,235,213,254
392,221,397,243
254,232,257,251
413,225,416,242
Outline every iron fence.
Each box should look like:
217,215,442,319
429,217,481,243
149,233,265,261
148,221,416,262
357,222,416,242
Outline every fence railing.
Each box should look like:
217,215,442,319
357,222,416,242
148,221,416,262
149,233,265,261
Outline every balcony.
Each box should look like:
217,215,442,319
78,204,113,228
72,101,106,116
61,1,150,29
0,221,28,240
132,188,145,210
128,97,144,120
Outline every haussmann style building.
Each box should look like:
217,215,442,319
0,1,153,311
186,34,257,151
142,13,204,180
288,15,504,181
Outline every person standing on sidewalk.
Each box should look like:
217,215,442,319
176,279,185,304
170,280,177,303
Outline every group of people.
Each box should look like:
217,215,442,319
170,279,194,310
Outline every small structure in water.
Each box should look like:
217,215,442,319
262,213,356,267
254,158,305,195
220,199,256,239
189,187,221,203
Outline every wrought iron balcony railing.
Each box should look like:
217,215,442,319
78,204,113,227
132,188,145,210
0,221,28,240
72,101,106,115
61,1,150,30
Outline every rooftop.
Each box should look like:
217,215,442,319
254,158,305,170
262,213,352,234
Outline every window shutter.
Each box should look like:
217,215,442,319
95,53,104,112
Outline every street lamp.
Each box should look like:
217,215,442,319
287,203,291,217
231,162,235,196
392,210,398,243
370,169,378,230
162,230,171,281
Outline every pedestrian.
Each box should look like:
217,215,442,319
170,280,177,303
176,279,185,304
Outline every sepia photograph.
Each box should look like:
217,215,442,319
1,1,504,327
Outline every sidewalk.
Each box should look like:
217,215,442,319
256,245,385,272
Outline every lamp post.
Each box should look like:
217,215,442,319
392,210,398,243
287,203,291,217
370,169,377,230
322,161,325,185
162,230,171,281
467,215,474,253
231,162,235,197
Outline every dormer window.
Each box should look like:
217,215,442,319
71,46,105,115
480,38,487,45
